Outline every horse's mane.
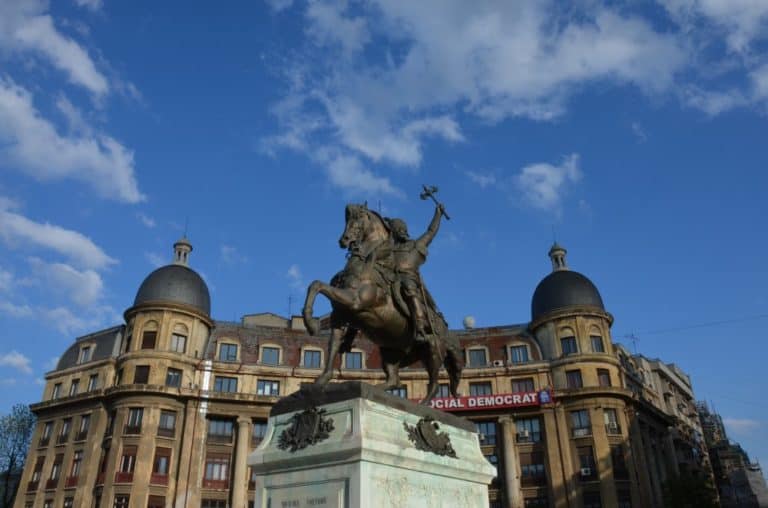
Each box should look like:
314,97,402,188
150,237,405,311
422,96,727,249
346,204,391,235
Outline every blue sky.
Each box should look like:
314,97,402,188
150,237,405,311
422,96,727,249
0,0,767,470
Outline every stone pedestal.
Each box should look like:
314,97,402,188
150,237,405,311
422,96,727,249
248,382,497,508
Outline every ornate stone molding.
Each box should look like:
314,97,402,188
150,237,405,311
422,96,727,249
404,416,457,458
277,406,334,452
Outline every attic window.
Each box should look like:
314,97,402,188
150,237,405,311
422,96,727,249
78,346,92,364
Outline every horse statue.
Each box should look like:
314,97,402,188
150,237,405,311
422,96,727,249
302,202,463,404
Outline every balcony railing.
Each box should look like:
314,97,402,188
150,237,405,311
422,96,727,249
572,427,591,438
150,473,168,485
123,425,141,435
516,432,542,443
38,437,50,447
157,427,175,438
26,480,39,492
45,478,59,490
56,434,69,444
114,471,134,483
74,431,88,441
605,423,622,435
202,479,229,489
96,472,105,485
521,474,547,488
206,433,233,444
65,476,79,488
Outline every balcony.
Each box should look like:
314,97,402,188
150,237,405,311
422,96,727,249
114,471,134,483
572,427,591,438
26,480,39,492
157,427,175,438
65,476,79,488
202,479,229,489
96,472,105,485
521,474,547,488
206,433,233,445
56,434,69,445
150,473,168,485
123,425,141,435
74,431,88,442
38,437,50,447
45,478,59,490
605,423,622,435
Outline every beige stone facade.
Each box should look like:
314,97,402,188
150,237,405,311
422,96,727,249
14,241,715,508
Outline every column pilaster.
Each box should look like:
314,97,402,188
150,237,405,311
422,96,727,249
232,416,251,507
499,416,523,508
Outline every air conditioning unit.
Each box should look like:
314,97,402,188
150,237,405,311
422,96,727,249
492,360,504,367
580,467,592,477
478,433,486,442
520,429,530,438
573,428,590,437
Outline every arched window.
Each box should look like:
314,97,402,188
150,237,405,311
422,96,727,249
141,321,159,350
559,327,578,356
171,323,188,353
589,326,605,353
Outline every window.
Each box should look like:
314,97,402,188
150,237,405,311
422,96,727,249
219,343,238,362
386,386,407,398
604,408,621,434
583,491,602,508
170,333,187,353
510,345,529,364
512,377,535,393
141,330,157,349
303,349,322,368
87,374,98,392
116,445,137,483
561,336,578,355
436,384,451,398
39,421,52,446
566,370,583,389
105,410,116,436
214,376,238,393
152,447,171,477
69,379,80,396
469,382,492,396
125,408,143,434
467,348,488,367
133,365,150,384
203,454,230,488
475,420,497,446
113,495,129,508
590,335,605,353
261,346,279,365
520,451,546,486
571,409,591,437
69,450,83,479
208,419,234,443
598,369,612,387
63,498,74,508
48,453,63,488
158,410,177,437
524,498,549,508
78,346,92,364
257,380,280,396
516,417,542,443
76,414,90,440
345,351,362,369
43,501,52,508
148,496,166,508
202,500,227,508
611,445,629,480
51,383,61,400
252,420,267,446
165,367,182,387
30,455,45,487
58,418,71,443
577,446,597,480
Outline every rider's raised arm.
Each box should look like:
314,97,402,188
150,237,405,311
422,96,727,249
417,205,444,247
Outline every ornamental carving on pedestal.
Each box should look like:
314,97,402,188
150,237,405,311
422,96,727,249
277,406,334,452
403,416,457,458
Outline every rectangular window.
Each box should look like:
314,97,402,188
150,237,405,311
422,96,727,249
31,455,45,484
208,419,234,443
63,498,74,508
516,417,542,443
49,453,63,482
467,348,487,367
469,382,493,396
147,496,166,508
611,445,629,480
436,384,451,398
158,410,177,437
219,343,238,362
39,421,52,446
116,446,136,483
252,419,268,446
214,376,238,393
43,502,52,508
170,333,187,353
113,495,129,508
87,374,98,391
520,451,547,487
69,379,79,396
203,454,230,488
604,408,621,434
257,379,280,396
571,409,591,437
598,369,612,387
165,368,182,387
76,414,90,440
69,450,83,478
133,365,150,384
566,370,583,389
583,491,602,508
202,500,227,508
590,335,605,353
125,408,143,434
303,349,322,368
58,419,71,443
386,386,407,398
345,351,362,369
475,420,497,446
561,336,578,355
510,345,529,364
578,446,597,480
78,346,92,364
512,377,535,393
141,331,157,349
51,383,61,400
261,346,279,365
152,447,171,476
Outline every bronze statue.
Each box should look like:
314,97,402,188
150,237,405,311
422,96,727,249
302,187,462,403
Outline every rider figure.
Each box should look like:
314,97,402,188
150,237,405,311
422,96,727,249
388,204,445,344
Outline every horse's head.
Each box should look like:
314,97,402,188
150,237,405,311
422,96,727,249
340,203,389,250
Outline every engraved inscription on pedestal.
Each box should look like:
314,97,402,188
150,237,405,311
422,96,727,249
267,479,346,508
403,416,457,458
278,406,335,452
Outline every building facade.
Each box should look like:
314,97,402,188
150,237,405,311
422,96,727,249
15,239,717,508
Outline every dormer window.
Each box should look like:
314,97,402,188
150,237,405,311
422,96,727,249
467,348,488,367
260,346,280,365
170,334,187,353
78,346,92,364
509,345,529,364
218,343,238,363
561,336,578,356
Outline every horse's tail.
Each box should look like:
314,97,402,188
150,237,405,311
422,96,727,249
443,336,463,398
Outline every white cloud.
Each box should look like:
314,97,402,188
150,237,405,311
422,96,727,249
306,0,370,56
465,171,497,189
0,378,17,386
145,252,165,268
0,300,33,317
136,212,156,228
74,0,103,11
287,264,304,290
321,151,403,197
0,350,33,374
723,417,761,435
0,206,116,270
0,80,144,203
682,86,747,115
514,153,582,214
265,0,294,12
0,1,108,94
39,305,118,335
631,122,648,142
27,257,104,307
0,267,13,292
220,245,248,265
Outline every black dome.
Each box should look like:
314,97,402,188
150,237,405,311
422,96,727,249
134,264,210,315
531,270,604,321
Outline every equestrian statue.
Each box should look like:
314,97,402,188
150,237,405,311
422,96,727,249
302,186,463,404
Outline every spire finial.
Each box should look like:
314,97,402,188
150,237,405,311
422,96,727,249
548,242,568,272
173,236,193,266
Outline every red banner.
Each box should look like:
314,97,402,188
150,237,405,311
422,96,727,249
425,389,553,412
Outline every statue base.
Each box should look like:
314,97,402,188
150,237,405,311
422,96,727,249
248,381,497,508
